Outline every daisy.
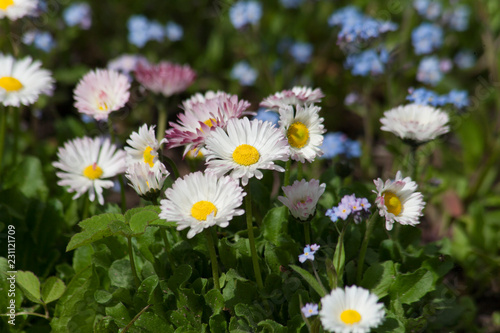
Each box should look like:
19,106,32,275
73,69,130,121
373,171,425,230
166,92,251,156
204,117,290,186
319,286,385,333
279,104,325,163
125,124,165,168
53,136,127,205
0,0,37,20
125,162,169,201
380,103,449,144
159,171,245,239
260,86,324,111
134,60,196,97
0,54,54,107
278,179,326,221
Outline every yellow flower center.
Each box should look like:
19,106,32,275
287,121,309,148
232,144,260,166
340,309,362,325
0,76,23,92
0,0,14,11
143,146,155,167
83,163,103,180
191,200,217,221
383,191,402,216
199,118,216,133
98,102,109,111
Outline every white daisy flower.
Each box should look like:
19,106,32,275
0,54,54,107
73,69,130,121
159,171,245,239
278,179,326,221
0,0,37,20
319,286,385,333
125,162,169,200
125,124,166,168
205,117,290,186
279,104,325,163
380,104,450,144
53,136,127,205
260,86,324,111
373,171,425,230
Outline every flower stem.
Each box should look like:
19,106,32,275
205,228,221,291
0,107,7,176
12,106,19,165
356,213,378,284
310,261,328,295
162,155,180,179
304,222,311,245
156,102,168,143
118,174,127,212
297,162,303,180
283,159,291,187
410,145,418,182
159,227,176,269
121,304,152,333
127,236,141,287
245,185,264,289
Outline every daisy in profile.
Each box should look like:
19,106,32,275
319,285,385,333
53,136,127,205
125,162,169,202
166,92,251,156
0,54,54,107
74,69,130,121
125,124,166,168
380,103,449,144
279,104,325,163
205,117,290,186
278,179,326,221
373,171,425,230
135,60,196,97
159,171,245,239
0,0,37,20
260,86,324,111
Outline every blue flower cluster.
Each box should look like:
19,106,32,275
411,23,443,55
63,2,92,30
345,47,389,76
289,42,313,64
444,5,470,31
254,108,279,125
22,31,56,52
328,6,397,44
127,16,183,48
299,244,320,263
406,87,469,109
417,56,443,86
413,0,442,21
230,61,258,86
454,50,475,69
326,194,371,223
320,132,361,159
280,0,304,9
229,1,262,29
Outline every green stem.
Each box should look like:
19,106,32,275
310,261,328,295
156,102,168,143
205,228,221,291
337,220,348,279
297,162,303,181
160,227,176,268
283,159,291,187
118,175,127,212
127,236,141,287
245,185,264,289
121,304,152,333
356,213,378,284
163,155,180,179
12,106,19,165
410,145,418,182
0,107,6,177
304,222,311,245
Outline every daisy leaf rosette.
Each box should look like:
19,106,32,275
278,179,326,221
134,60,196,97
53,136,127,205
73,69,130,121
0,54,54,107
159,171,245,239
373,171,425,230
204,117,290,186
319,286,385,333
260,86,324,111
125,124,166,168
0,0,37,20
380,103,450,145
279,103,325,163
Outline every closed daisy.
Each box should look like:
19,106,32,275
159,172,245,239
260,86,324,111
125,162,169,201
373,171,425,230
319,286,385,333
0,0,37,20
279,104,325,163
135,60,196,97
205,117,290,186
125,124,165,168
74,69,130,121
0,54,54,107
53,137,127,205
380,103,449,144
278,179,326,221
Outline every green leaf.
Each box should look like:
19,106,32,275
3,156,48,199
205,289,224,315
125,206,173,234
262,206,288,244
66,213,125,251
94,290,113,304
389,268,435,304
289,264,327,297
16,270,42,304
209,313,228,333
134,312,174,333
105,302,131,328
325,258,337,290
41,276,66,304
332,237,345,284
108,259,134,289
168,264,192,291
361,261,397,298
258,319,286,332
135,275,159,306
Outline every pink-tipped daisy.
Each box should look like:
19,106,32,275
278,179,326,221
260,86,324,111
0,0,37,20
73,69,131,121
373,171,425,230
53,136,127,205
134,60,196,97
125,161,169,201
125,124,166,168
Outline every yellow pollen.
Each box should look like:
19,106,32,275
0,0,14,10
287,121,309,148
340,309,362,325
98,102,109,111
83,163,103,180
191,200,217,221
0,76,23,92
199,118,217,132
232,144,260,166
143,146,155,167
383,191,402,216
